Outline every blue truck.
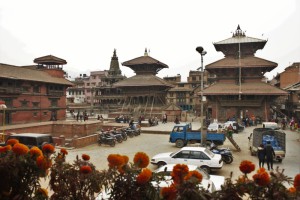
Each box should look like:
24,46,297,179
169,123,226,148
248,128,286,162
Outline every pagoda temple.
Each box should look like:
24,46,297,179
203,25,287,122
95,49,126,106
113,49,173,117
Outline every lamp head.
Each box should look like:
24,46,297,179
196,46,204,54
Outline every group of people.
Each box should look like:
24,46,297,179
148,116,159,126
75,111,89,122
115,115,130,123
257,141,276,170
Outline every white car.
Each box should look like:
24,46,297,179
151,147,223,173
207,123,224,132
154,164,225,191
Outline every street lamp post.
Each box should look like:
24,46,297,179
196,46,207,147
0,102,7,142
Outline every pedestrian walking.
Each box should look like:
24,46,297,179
264,141,275,170
227,124,233,138
257,144,265,168
174,116,180,124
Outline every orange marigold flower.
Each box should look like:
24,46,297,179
0,145,11,153
133,152,149,168
0,146,6,153
253,170,270,186
239,160,255,174
123,155,129,164
5,145,12,151
80,165,92,174
171,164,189,185
37,155,45,168
82,154,90,161
60,148,68,155
6,138,19,146
36,188,48,197
184,170,203,183
289,187,296,193
107,154,125,168
160,184,177,200
42,144,55,154
30,146,43,157
36,155,52,170
136,168,152,185
257,167,266,174
12,143,29,155
294,174,300,190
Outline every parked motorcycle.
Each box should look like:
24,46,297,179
122,127,135,138
106,130,123,143
112,128,127,141
209,142,233,164
98,132,116,147
123,126,140,137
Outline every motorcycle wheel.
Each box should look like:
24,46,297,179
223,155,233,164
117,138,123,143
110,142,116,147
127,132,134,138
123,135,127,141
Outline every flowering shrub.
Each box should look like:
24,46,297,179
1,142,300,199
0,139,52,200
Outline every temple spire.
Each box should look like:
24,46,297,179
233,24,246,37
144,48,148,56
109,49,121,75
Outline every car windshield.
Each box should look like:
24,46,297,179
204,148,214,157
170,152,176,157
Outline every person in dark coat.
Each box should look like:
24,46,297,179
257,144,265,168
264,141,276,170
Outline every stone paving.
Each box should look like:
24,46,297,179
64,121,300,182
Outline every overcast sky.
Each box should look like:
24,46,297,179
0,0,299,81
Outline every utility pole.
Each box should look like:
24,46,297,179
196,46,207,146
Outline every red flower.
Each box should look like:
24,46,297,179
0,145,11,153
12,143,29,155
123,155,129,164
133,152,149,168
289,187,296,193
107,154,125,168
80,165,92,174
82,154,90,161
171,164,189,184
36,155,52,170
6,138,19,146
239,160,255,174
253,169,270,186
160,184,177,200
60,148,68,155
30,146,43,157
42,144,55,154
294,174,300,190
184,170,203,183
136,168,152,185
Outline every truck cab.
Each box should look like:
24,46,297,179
169,123,225,148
